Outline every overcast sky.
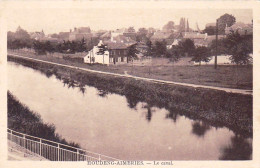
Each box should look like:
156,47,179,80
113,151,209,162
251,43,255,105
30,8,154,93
5,8,252,34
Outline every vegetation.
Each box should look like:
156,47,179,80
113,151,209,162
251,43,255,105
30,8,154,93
192,46,211,65
8,91,80,148
8,57,253,138
217,13,236,35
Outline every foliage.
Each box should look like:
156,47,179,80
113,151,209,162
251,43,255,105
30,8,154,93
8,91,80,148
218,13,236,35
192,46,211,65
145,40,152,56
224,32,253,65
128,44,139,60
176,39,195,57
162,21,175,33
97,44,108,55
203,26,216,35
152,40,167,57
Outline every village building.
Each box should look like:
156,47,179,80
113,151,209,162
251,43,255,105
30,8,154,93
69,27,92,41
225,22,253,36
150,31,175,45
30,30,46,41
182,32,225,47
84,40,110,65
105,41,130,64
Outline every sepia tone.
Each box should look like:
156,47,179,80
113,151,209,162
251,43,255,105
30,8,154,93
1,1,259,167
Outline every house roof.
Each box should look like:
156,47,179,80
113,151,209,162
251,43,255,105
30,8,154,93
225,22,253,35
183,32,207,39
105,41,129,50
113,35,136,44
229,22,252,30
100,31,111,38
150,32,173,40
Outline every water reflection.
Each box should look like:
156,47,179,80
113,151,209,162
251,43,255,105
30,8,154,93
97,89,109,98
219,135,252,160
8,61,252,160
191,121,211,137
165,110,179,123
141,104,155,122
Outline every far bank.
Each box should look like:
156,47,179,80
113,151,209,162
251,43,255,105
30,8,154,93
8,55,253,137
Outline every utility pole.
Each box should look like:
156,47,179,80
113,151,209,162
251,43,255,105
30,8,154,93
215,19,218,69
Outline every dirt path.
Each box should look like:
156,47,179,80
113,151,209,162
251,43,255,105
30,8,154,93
8,54,252,95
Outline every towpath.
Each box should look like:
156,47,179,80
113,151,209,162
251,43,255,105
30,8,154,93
8,54,252,95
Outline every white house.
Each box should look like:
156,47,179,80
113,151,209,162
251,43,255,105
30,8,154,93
84,40,110,65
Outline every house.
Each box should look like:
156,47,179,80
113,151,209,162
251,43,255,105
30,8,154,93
58,32,70,41
100,31,112,42
150,31,175,44
84,40,110,65
225,22,253,36
69,27,92,41
30,30,45,40
182,32,225,47
105,41,131,64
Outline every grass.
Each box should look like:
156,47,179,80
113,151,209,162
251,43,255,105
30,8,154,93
8,49,252,90
8,91,81,148
8,56,253,137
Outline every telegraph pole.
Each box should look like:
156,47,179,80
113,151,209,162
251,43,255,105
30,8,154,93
215,19,218,69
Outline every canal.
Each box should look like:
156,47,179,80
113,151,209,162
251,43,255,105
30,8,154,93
8,61,252,160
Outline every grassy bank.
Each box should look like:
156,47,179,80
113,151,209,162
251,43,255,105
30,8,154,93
8,56,253,137
8,50,252,89
8,91,80,148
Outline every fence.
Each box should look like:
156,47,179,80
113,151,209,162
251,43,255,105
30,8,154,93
7,128,120,161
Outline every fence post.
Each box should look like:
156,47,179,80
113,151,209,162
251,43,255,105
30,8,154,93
39,138,42,156
10,130,13,141
57,144,60,161
77,149,79,161
23,134,25,148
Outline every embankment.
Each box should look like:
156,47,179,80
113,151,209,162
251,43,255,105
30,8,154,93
8,91,80,148
8,55,253,137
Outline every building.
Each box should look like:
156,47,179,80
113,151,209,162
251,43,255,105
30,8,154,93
182,32,226,47
69,27,92,41
105,41,131,64
225,22,253,36
30,30,45,40
150,31,176,45
84,40,110,65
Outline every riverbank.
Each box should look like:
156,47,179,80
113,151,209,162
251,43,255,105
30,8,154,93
8,56,253,137
8,91,80,148
8,50,252,90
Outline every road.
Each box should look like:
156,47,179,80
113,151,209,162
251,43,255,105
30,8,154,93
8,54,253,95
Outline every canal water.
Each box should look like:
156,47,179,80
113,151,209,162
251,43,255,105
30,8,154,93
8,62,252,160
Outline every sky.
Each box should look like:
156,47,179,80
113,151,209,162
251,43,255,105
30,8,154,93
5,8,252,34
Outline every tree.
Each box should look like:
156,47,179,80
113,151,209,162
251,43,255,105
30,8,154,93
33,41,46,55
218,13,236,35
153,41,167,57
224,32,252,65
128,43,139,61
145,40,152,56
192,46,211,65
162,21,175,33
203,26,216,35
165,47,181,63
177,39,195,57
97,43,108,64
